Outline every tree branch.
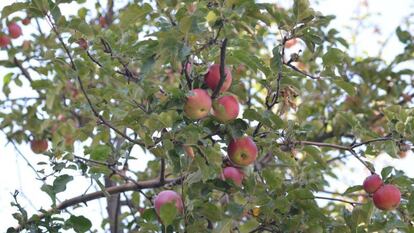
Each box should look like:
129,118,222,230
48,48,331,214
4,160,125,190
14,176,184,231
211,38,228,99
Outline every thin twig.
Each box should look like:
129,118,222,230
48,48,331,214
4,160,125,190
211,38,228,99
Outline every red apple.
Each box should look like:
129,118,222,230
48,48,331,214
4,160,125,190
183,145,195,159
76,38,88,50
57,114,66,122
154,190,183,215
184,88,212,120
285,38,298,48
363,174,383,194
30,139,48,154
0,35,11,48
228,136,258,166
398,151,409,158
212,95,239,122
99,16,107,28
222,166,244,186
373,184,401,211
204,64,232,93
8,22,22,39
22,17,31,25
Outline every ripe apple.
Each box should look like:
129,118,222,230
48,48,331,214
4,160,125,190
183,145,195,158
22,17,31,25
99,16,107,28
76,38,88,50
212,95,239,122
154,190,183,215
228,136,258,166
30,139,48,154
8,22,22,39
373,184,401,211
285,38,298,48
222,166,244,186
363,174,383,194
184,88,212,120
0,35,11,48
204,64,232,93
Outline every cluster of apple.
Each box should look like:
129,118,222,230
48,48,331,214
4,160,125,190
0,18,28,48
363,174,401,211
153,64,260,218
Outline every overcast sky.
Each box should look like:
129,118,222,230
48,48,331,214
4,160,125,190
0,0,413,232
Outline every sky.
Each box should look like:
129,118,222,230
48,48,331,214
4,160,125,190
0,0,414,232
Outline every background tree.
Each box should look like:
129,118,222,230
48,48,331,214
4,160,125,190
1,0,414,232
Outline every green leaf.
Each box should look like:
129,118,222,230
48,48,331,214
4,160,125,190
322,48,346,67
53,174,73,193
396,27,411,43
2,3,28,18
343,185,363,195
213,219,233,233
119,3,152,27
159,202,178,226
67,215,92,233
381,166,393,179
89,145,111,161
333,79,356,96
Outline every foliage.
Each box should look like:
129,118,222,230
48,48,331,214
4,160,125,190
1,0,414,232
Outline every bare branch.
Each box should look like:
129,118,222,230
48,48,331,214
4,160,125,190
211,38,228,99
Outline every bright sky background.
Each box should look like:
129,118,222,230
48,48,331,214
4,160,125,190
0,0,414,232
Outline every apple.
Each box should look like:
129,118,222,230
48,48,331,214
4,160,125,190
8,22,22,39
99,16,107,28
57,114,66,122
22,17,31,25
154,190,183,215
0,35,11,48
222,166,244,186
373,184,401,211
22,40,31,51
183,145,195,158
76,38,88,50
204,64,232,93
212,95,239,122
184,88,212,120
30,139,48,154
363,174,383,194
398,151,409,158
228,136,258,166
285,38,298,48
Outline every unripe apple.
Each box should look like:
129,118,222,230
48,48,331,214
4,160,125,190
30,139,48,154
363,174,383,194
373,184,401,211
183,145,195,158
8,22,22,39
212,95,239,122
22,17,31,25
204,64,232,93
184,88,212,120
228,136,258,166
0,35,11,48
154,190,183,215
222,166,244,186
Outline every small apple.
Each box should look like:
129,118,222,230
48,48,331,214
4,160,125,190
57,114,66,122
22,17,31,25
8,22,22,39
22,40,31,51
398,151,409,158
0,35,11,48
373,184,401,211
222,166,244,186
204,64,232,93
363,174,383,194
228,136,258,166
99,16,107,28
285,38,297,48
76,38,88,50
30,139,48,154
154,190,184,215
184,88,212,120
183,145,195,159
212,95,239,122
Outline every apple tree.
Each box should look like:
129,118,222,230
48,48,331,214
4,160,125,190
1,0,414,232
